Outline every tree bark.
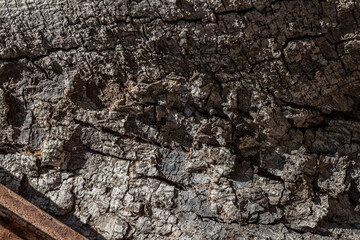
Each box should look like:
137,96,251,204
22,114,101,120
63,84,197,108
1,0,360,239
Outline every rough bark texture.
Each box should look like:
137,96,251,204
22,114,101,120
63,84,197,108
1,0,360,239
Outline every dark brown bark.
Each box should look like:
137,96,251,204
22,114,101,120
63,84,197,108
1,0,360,239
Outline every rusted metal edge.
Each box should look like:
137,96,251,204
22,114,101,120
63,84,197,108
0,184,87,240
0,224,22,240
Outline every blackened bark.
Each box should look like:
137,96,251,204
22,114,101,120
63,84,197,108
1,0,360,239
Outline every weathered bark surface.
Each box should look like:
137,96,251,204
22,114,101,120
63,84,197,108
1,0,360,239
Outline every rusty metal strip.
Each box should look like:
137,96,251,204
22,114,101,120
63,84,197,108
0,224,22,240
0,184,87,240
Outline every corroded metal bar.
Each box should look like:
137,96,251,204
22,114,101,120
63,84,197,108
0,184,86,240
0,224,22,240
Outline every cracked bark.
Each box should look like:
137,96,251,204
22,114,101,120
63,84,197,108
1,0,360,239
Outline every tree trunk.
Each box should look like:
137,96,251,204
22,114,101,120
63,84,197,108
1,0,360,239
